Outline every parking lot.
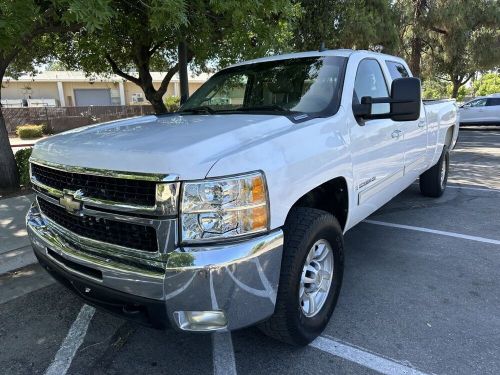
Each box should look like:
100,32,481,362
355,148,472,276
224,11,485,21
1,129,499,375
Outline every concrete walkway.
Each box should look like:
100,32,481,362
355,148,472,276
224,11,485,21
0,194,36,274
9,135,46,152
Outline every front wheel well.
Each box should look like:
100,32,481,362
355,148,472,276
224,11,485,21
289,177,349,230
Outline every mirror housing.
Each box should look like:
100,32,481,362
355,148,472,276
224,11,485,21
353,77,421,121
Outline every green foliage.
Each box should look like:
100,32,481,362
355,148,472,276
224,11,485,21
16,124,44,139
55,0,300,113
446,85,469,102
423,0,500,97
294,0,398,53
164,96,180,112
474,73,500,96
422,80,448,100
0,0,113,79
422,80,470,101
14,148,33,187
41,123,53,135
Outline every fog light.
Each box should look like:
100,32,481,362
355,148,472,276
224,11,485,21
174,310,227,331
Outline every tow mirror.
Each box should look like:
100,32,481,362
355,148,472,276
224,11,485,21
353,77,421,121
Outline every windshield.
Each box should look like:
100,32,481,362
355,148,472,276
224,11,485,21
180,56,346,116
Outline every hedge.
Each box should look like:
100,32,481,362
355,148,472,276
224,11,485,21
165,96,180,112
14,148,33,187
16,124,44,139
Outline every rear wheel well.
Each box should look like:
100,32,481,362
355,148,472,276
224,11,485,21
290,177,348,230
444,126,454,148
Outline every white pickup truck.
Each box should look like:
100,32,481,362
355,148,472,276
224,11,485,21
26,49,458,345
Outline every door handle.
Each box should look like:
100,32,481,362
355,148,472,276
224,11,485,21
418,120,426,128
391,130,402,139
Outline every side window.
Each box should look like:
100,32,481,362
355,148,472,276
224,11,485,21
386,61,410,79
353,59,390,115
469,99,487,107
486,98,500,106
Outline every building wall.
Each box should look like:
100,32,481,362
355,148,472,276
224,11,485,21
1,81,59,101
2,78,205,107
62,81,121,107
123,81,177,105
123,81,204,105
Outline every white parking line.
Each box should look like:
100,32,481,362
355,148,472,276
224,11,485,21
364,220,500,246
44,304,95,375
447,184,500,192
212,332,237,375
311,336,430,375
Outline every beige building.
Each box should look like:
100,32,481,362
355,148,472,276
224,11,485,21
1,71,209,107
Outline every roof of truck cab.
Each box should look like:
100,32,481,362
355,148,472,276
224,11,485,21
228,49,404,68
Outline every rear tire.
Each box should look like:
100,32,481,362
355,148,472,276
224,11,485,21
419,146,449,198
258,207,344,346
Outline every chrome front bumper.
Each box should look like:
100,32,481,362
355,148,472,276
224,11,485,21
27,204,284,331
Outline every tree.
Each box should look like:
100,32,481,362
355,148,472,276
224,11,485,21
294,0,399,52
394,0,430,78
0,0,112,192
425,0,500,98
473,73,500,96
57,0,300,114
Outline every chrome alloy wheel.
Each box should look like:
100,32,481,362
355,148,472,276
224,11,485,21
299,239,334,317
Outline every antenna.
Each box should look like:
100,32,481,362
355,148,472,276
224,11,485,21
319,42,326,52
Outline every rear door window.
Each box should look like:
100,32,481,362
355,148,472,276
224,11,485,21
385,61,410,79
486,98,500,106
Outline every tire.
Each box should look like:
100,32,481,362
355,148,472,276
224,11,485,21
419,146,449,198
259,207,344,346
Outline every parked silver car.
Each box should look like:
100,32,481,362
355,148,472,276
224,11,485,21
459,94,500,126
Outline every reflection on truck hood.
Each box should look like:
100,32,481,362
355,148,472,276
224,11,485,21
31,114,291,180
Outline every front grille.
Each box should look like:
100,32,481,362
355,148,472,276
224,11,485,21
37,197,158,252
31,163,157,206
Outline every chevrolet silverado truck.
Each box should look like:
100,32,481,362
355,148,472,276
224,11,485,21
26,49,458,345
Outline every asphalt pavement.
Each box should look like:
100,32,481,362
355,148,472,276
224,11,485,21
1,128,499,375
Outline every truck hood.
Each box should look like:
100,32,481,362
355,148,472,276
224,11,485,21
31,114,291,180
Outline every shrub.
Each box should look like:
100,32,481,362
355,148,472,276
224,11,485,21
16,124,43,139
164,96,181,112
41,123,53,135
14,148,33,187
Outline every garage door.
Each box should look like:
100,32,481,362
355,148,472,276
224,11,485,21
74,89,112,106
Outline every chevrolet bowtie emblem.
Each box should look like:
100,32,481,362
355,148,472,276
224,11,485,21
59,193,83,214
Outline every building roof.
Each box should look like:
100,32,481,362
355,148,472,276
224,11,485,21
2,70,211,83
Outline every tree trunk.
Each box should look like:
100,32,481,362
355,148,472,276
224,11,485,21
408,0,427,78
178,41,189,105
451,81,461,98
409,36,422,78
147,95,168,114
0,108,20,193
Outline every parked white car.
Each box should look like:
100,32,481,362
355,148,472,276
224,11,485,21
26,49,458,345
459,94,500,126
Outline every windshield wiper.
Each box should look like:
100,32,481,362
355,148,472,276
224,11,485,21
178,106,216,114
235,104,291,112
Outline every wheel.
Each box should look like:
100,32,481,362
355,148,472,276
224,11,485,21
419,146,449,198
259,207,344,346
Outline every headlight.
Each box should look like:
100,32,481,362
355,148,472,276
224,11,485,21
180,172,269,242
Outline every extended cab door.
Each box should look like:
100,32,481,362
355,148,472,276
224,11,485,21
349,58,405,207
384,60,427,173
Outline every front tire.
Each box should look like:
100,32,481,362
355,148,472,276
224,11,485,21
419,146,449,198
259,207,344,346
